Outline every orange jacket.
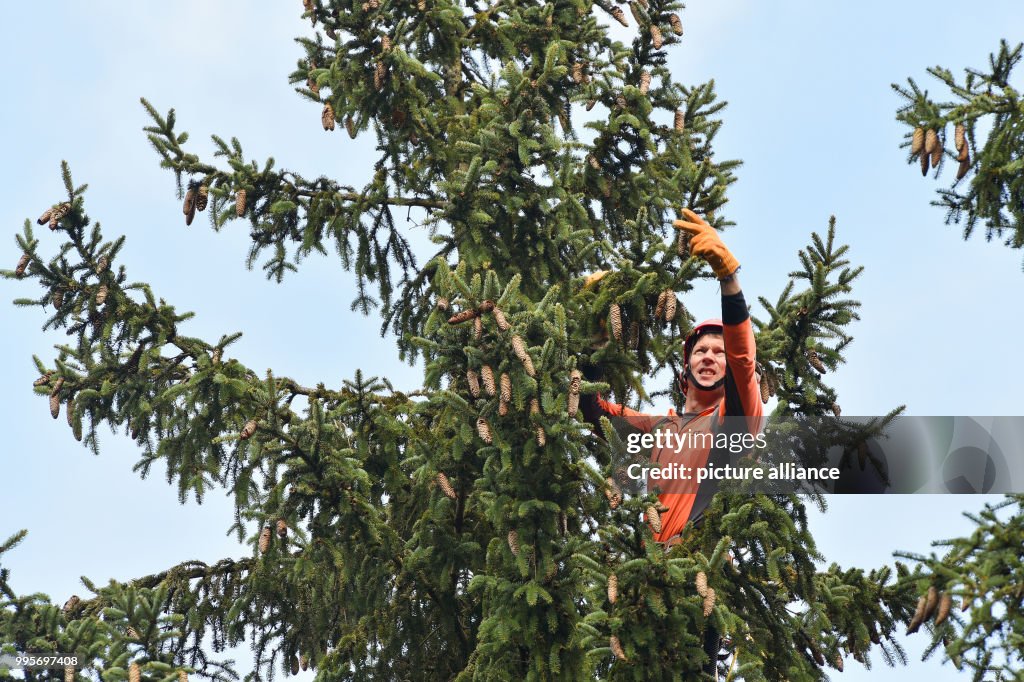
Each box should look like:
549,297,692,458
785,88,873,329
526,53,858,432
592,294,762,542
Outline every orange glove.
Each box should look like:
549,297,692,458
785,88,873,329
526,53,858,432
672,208,739,279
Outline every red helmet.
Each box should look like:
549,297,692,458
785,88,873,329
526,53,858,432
679,318,724,395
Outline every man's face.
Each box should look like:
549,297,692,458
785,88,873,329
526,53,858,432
689,333,726,389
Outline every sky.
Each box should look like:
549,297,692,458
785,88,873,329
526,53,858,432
2,2,1023,680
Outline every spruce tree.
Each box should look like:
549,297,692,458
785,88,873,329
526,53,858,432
5,2,914,680
893,39,1024,267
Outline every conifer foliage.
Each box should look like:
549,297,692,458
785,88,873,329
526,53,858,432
893,40,1024,267
4,2,917,680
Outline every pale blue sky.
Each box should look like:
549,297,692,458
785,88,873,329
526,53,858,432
3,2,1023,680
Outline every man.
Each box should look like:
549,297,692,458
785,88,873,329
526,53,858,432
582,208,763,544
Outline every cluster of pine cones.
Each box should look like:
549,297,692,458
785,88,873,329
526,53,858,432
911,124,971,180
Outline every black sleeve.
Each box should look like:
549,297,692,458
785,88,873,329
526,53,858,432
721,290,749,325
579,363,607,428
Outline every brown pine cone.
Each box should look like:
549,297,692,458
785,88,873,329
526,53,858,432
53,202,71,222
760,374,770,404
588,154,600,170
492,306,510,331
923,585,939,621
610,6,628,26
568,392,580,417
183,187,197,226
53,289,64,308
96,255,109,273
50,393,61,419
474,315,483,340
500,372,512,402
654,290,667,319
638,69,651,95
435,296,450,311
437,472,457,499
907,595,926,633
196,185,209,211
65,666,75,682
290,655,300,676
650,24,663,50
34,373,52,387
15,253,30,277
96,284,109,306
530,398,540,415
920,147,930,176
535,426,546,447
66,398,75,427
241,419,258,440
629,2,644,26
381,34,392,52
258,526,271,553
322,102,336,131
236,189,247,217
374,61,387,91
954,123,965,151
126,626,140,640
63,595,80,615
569,369,582,395
481,365,496,396
476,416,493,444
610,634,627,661
507,529,520,555
466,369,481,398
511,336,535,376
605,477,622,509
956,154,971,181
609,303,623,341
831,402,841,417
930,142,942,168
448,309,479,325
572,62,584,83
645,505,662,533
911,127,925,155
669,13,683,35
934,591,952,625
178,671,188,682
346,116,357,139
702,587,716,617
924,128,939,155
129,662,141,682
276,519,288,538
607,573,618,604
52,376,65,396
695,571,708,597
807,349,825,373
37,208,53,225
674,109,684,132
300,656,309,672
586,99,597,111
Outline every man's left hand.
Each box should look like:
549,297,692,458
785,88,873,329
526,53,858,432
672,208,739,279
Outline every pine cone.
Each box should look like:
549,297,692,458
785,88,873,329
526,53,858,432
907,595,926,633
192,184,208,213
605,477,622,509
52,202,71,222
831,402,841,417
276,519,288,538
481,365,496,396
961,596,971,612
178,671,188,682
930,143,942,168
586,99,597,111
52,376,65,395
290,655,300,676
956,152,971,181
241,419,258,440
934,591,952,625
417,0,426,9
447,309,479,325
303,0,313,11
53,289,64,308
437,472,457,499
435,296,450,311
212,348,222,365
474,315,483,340
674,109,685,132
923,585,939,621
702,587,716,617
258,526,271,553
669,13,683,35
63,595,80,615
65,666,75,682
607,573,618,604
236,189,247,217
615,93,627,109
695,571,708,597
374,61,387,91
811,646,825,666
66,397,75,427
588,154,600,170
183,187,197,225
381,34,392,52
911,127,924,155
650,24,663,49
300,656,309,672
492,306,510,330
638,70,651,96
476,416,492,444
954,123,965,151
37,207,53,225
500,372,512,402
628,321,639,349
629,1,644,26
609,303,623,341
507,529,520,555
466,369,481,398
322,102,336,131
920,147,930,176
346,116,357,139
807,349,825,373
610,6,628,26
50,393,61,419
924,128,938,155
530,398,540,416
129,662,141,682
645,505,662,533
96,284,109,306
126,626,140,640
511,335,535,376
535,425,546,447
15,253,30,277
569,369,582,395
34,373,52,387
610,634,627,661
760,374,770,404
654,290,667,319
96,255,109,273
568,392,580,417
572,62,584,83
